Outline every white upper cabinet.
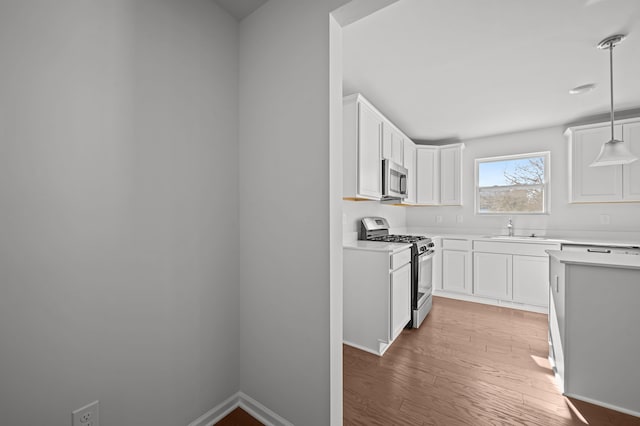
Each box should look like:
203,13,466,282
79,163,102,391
343,94,383,200
344,94,416,200
357,102,384,198
623,120,640,201
343,93,464,206
382,123,405,166
567,118,640,203
415,143,463,206
402,141,417,205
440,144,463,205
416,147,440,205
568,123,623,202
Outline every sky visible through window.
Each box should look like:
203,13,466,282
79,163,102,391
478,157,544,187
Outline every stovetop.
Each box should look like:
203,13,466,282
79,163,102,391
359,217,433,251
367,234,429,244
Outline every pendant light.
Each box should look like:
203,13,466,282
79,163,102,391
589,34,638,167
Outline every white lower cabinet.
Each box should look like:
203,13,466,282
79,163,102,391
473,252,511,299
512,255,549,306
343,246,412,356
548,257,565,387
547,252,640,414
471,240,559,309
441,239,472,294
391,262,411,340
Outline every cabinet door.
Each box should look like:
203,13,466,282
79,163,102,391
432,238,443,290
391,132,404,166
403,141,417,204
570,125,623,202
548,257,565,384
382,123,404,165
390,263,411,340
512,255,549,307
473,252,511,299
623,121,640,201
440,145,462,205
357,102,383,198
416,147,440,204
442,250,470,293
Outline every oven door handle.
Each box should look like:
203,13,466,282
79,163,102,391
418,252,435,261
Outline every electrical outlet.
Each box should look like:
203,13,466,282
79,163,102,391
456,215,464,223
72,400,99,426
600,214,610,225
436,215,443,223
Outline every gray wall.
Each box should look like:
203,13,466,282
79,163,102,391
237,0,350,424
407,125,640,238
0,1,240,425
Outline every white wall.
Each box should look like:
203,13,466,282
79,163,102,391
407,126,640,238
329,14,344,425
0,1,240,425
238,1,352,424
342,201,407,237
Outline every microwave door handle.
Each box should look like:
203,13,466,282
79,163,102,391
400,174,407,194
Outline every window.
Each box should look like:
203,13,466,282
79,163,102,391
475,152,550,214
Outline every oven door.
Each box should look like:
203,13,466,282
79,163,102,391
413,250,434,328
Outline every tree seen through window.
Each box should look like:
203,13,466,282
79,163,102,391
476,153,549,214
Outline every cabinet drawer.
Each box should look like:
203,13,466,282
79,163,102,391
442,239,471,251
390,249,411,270
473,241,559,256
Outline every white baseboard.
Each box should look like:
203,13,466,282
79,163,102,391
564,392,640,419
342,339,386,356
237,392,294,426
188,393,238,426
188,392,293,426
433,291,548,314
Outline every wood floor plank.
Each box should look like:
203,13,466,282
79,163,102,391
344,387,425,426
215,408,263,426
344,296,640,425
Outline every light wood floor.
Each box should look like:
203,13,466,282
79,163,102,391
344,296,640,426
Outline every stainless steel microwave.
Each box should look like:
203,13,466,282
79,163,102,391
382,159,408,199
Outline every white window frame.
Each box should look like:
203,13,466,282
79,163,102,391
474,151,551,215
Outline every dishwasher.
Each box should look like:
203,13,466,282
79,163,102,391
561,243,640,255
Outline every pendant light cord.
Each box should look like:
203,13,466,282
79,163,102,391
609,42,615,141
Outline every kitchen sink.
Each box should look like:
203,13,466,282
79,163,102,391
488,235,553,241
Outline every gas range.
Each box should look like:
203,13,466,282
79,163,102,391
359,218,433,254
359,217,434,328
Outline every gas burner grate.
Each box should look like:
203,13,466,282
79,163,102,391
368,235,428,244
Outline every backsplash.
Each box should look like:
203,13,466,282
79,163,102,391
342,200,407,241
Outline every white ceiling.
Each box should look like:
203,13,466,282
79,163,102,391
214,0,267,21
342,0,640,142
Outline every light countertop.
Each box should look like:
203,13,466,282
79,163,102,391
415,233,640,248
343,240,412,253
546,249,640,270
344,231,640,252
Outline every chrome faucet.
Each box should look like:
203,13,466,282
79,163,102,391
507,217,514,237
